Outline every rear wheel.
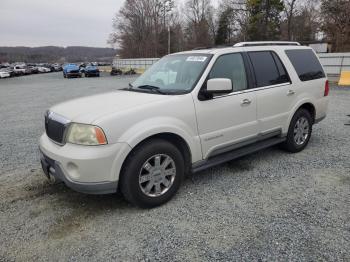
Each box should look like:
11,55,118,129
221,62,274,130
281,109,313,153
120,139,184,208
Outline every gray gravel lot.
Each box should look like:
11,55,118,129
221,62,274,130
0,73,350,261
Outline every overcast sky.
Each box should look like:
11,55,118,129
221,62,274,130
0,0,124,47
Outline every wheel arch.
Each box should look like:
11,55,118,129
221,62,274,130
120,132,193,180
298,102,316,123
283,101,317,135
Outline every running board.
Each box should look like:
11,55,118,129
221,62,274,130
192,137,286,173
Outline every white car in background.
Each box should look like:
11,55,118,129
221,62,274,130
0,69,10,78
40,41,329,208
13,65,31,75
38,66,51,73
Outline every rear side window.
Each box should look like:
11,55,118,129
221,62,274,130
285,49,325,81
248,51,289,87
271,52,290,83
209,53,247,92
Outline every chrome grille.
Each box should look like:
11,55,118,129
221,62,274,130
45,111,70,145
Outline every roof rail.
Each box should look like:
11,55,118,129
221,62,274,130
192,44,234,50
234,41,301,47
192,46,213,50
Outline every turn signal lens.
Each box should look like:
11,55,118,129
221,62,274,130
95,127,107,145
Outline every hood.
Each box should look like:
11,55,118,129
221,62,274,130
50,90,174,124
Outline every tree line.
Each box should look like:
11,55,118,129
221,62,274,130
109,0,350,58
0,46,117,63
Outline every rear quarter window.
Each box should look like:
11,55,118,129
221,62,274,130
248,51,290,88
285,49,325,81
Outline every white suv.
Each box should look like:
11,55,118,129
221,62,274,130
39,42,329,208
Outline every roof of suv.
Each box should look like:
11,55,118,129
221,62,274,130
174,42,313,56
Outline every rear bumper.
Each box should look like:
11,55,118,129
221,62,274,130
40,152,118,194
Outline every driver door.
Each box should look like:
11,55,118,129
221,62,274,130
193,53,258,159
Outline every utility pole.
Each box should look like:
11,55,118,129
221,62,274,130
168,24,171,54
163,0,174,54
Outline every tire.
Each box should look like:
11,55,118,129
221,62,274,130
120,139,184,208
281,109,313,153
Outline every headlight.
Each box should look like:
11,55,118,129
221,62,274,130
66,123,107,146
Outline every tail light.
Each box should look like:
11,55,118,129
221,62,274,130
324,80,329,96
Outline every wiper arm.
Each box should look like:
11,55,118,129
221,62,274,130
136,85,167,94
121,82,134,91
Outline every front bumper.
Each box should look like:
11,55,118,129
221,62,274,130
39,133,132,194
66,72,81,77
85,71,100,76
40,153,118,194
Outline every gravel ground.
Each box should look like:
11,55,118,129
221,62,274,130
0,73,350,261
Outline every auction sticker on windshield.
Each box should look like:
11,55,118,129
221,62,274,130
186,56,207,62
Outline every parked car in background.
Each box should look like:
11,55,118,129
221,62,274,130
0,69,10,78
110,67,123,76
84,65,100,77
52,64,62,72
63,64,82,78
79,63,86,74
124,68,136,75
13,65,31,75
29,66,39,74
38,66,51,73
1,67,15,77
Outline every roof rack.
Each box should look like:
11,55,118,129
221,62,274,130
234,41,301,47
192,46,213,50
192,44,234,50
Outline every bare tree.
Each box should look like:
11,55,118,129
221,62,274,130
183,0,215,49
284,0,298,40
108,0,179,58
321,0,350,52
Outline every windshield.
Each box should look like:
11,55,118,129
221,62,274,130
131,54,212,94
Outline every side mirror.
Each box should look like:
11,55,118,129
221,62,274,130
206,78,233,94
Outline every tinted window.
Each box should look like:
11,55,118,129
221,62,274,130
271,52,290,83
248,51,288,87
285,49,325,81
209,53,247,92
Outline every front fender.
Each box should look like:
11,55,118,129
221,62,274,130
118,116,202,163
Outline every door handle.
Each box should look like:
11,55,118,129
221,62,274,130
241,98,252,105
287,90,295,96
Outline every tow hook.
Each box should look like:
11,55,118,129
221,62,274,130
47,167,57,185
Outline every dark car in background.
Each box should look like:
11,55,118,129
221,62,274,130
84,65,100,77
110,67,123,76
63,64,82,78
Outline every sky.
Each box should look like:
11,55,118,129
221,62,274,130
0,0,124,48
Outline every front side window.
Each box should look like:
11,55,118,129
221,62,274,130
131,54,212,94
285,49,325,81
208,53,247,92
249,51,290,88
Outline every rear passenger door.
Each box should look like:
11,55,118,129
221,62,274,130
247,51,293,136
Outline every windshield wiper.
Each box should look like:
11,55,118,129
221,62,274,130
121,83,134,91
136,85,168,95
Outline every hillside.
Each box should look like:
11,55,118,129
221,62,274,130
0,46,117,63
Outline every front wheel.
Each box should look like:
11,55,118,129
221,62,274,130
281,109,313,153
120,139,184,208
